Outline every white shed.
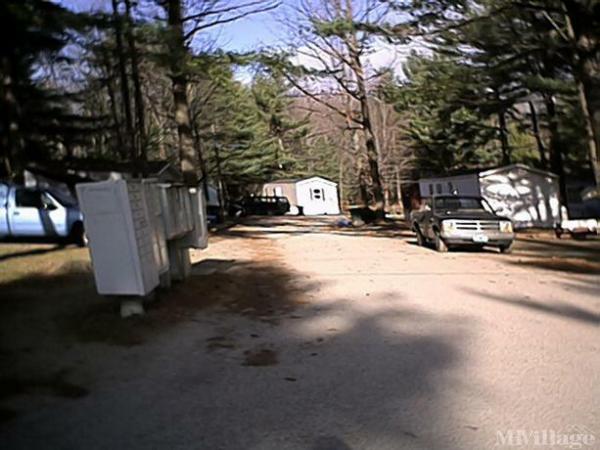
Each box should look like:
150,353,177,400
419,164,561,229
260,176,340,216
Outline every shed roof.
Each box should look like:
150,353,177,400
265,176,338,186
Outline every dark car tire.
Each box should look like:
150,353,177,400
499,243,513,254
71,222,87,247
435,232,448,252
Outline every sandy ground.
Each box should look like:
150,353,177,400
0,216,599,450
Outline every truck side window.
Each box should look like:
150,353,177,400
15,189,43,208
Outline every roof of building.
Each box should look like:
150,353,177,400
26,159,181,184
419,164,558,183
479,163,559,178
264,176,338,186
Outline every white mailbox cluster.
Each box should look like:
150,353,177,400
76,179,208,297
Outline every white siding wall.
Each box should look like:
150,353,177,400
296,178,340,215
479,167,561,228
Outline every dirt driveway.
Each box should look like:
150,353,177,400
1,216,599,449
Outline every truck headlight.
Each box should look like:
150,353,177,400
442,220,456,232
499,221,513,233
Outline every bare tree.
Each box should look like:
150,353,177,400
124,0,147,168
111,0,135,161
280,0,391,215
160,0,279,184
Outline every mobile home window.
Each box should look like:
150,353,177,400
428,184,434,195
436,184,442,194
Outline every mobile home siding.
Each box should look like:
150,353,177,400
479,166,560,229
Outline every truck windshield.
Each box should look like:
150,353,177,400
48,189,78,207
434,197,487,212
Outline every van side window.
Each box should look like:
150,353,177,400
15,189,43,208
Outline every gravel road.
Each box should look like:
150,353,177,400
1,216,598,450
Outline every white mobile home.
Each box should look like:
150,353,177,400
260,176,341,216
419,164,561,229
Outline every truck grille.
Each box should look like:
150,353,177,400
454,220,500,231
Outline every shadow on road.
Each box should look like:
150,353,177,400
463,287,599,325
0,244,65,262
0,249,465,450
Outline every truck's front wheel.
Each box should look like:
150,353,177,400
435,232,448,252
415,226,426,247
71,222,87,247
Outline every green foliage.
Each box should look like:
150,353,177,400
382,0,592,179
0,0,96,176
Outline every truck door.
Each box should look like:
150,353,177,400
0,184,9,236
9,188,50,237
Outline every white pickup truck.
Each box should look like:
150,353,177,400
0,182,86,246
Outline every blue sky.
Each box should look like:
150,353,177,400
54,0,416,81
55,0,283,52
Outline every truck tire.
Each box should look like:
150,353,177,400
435,232,448,252
499,243,513,254
71,222,87,247
415,226,426,247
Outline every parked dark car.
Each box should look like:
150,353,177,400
242,196,290,216
411,195,515,253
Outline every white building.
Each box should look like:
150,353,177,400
418,164,561,229
260,176,341,215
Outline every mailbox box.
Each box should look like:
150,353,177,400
158,184,194,239
76,179,162,296
77,179,209,297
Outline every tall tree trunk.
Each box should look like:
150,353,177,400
111,0,135,162
210,124,226,218
563,0,600,188
0,56,20,179
528,100,548,169
123,0,147,170
191,117,209,199
165,0,199,185
101,50,125,160
545,95,568,204
338,151,344,207
344,1,384,216
498,109,511,165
